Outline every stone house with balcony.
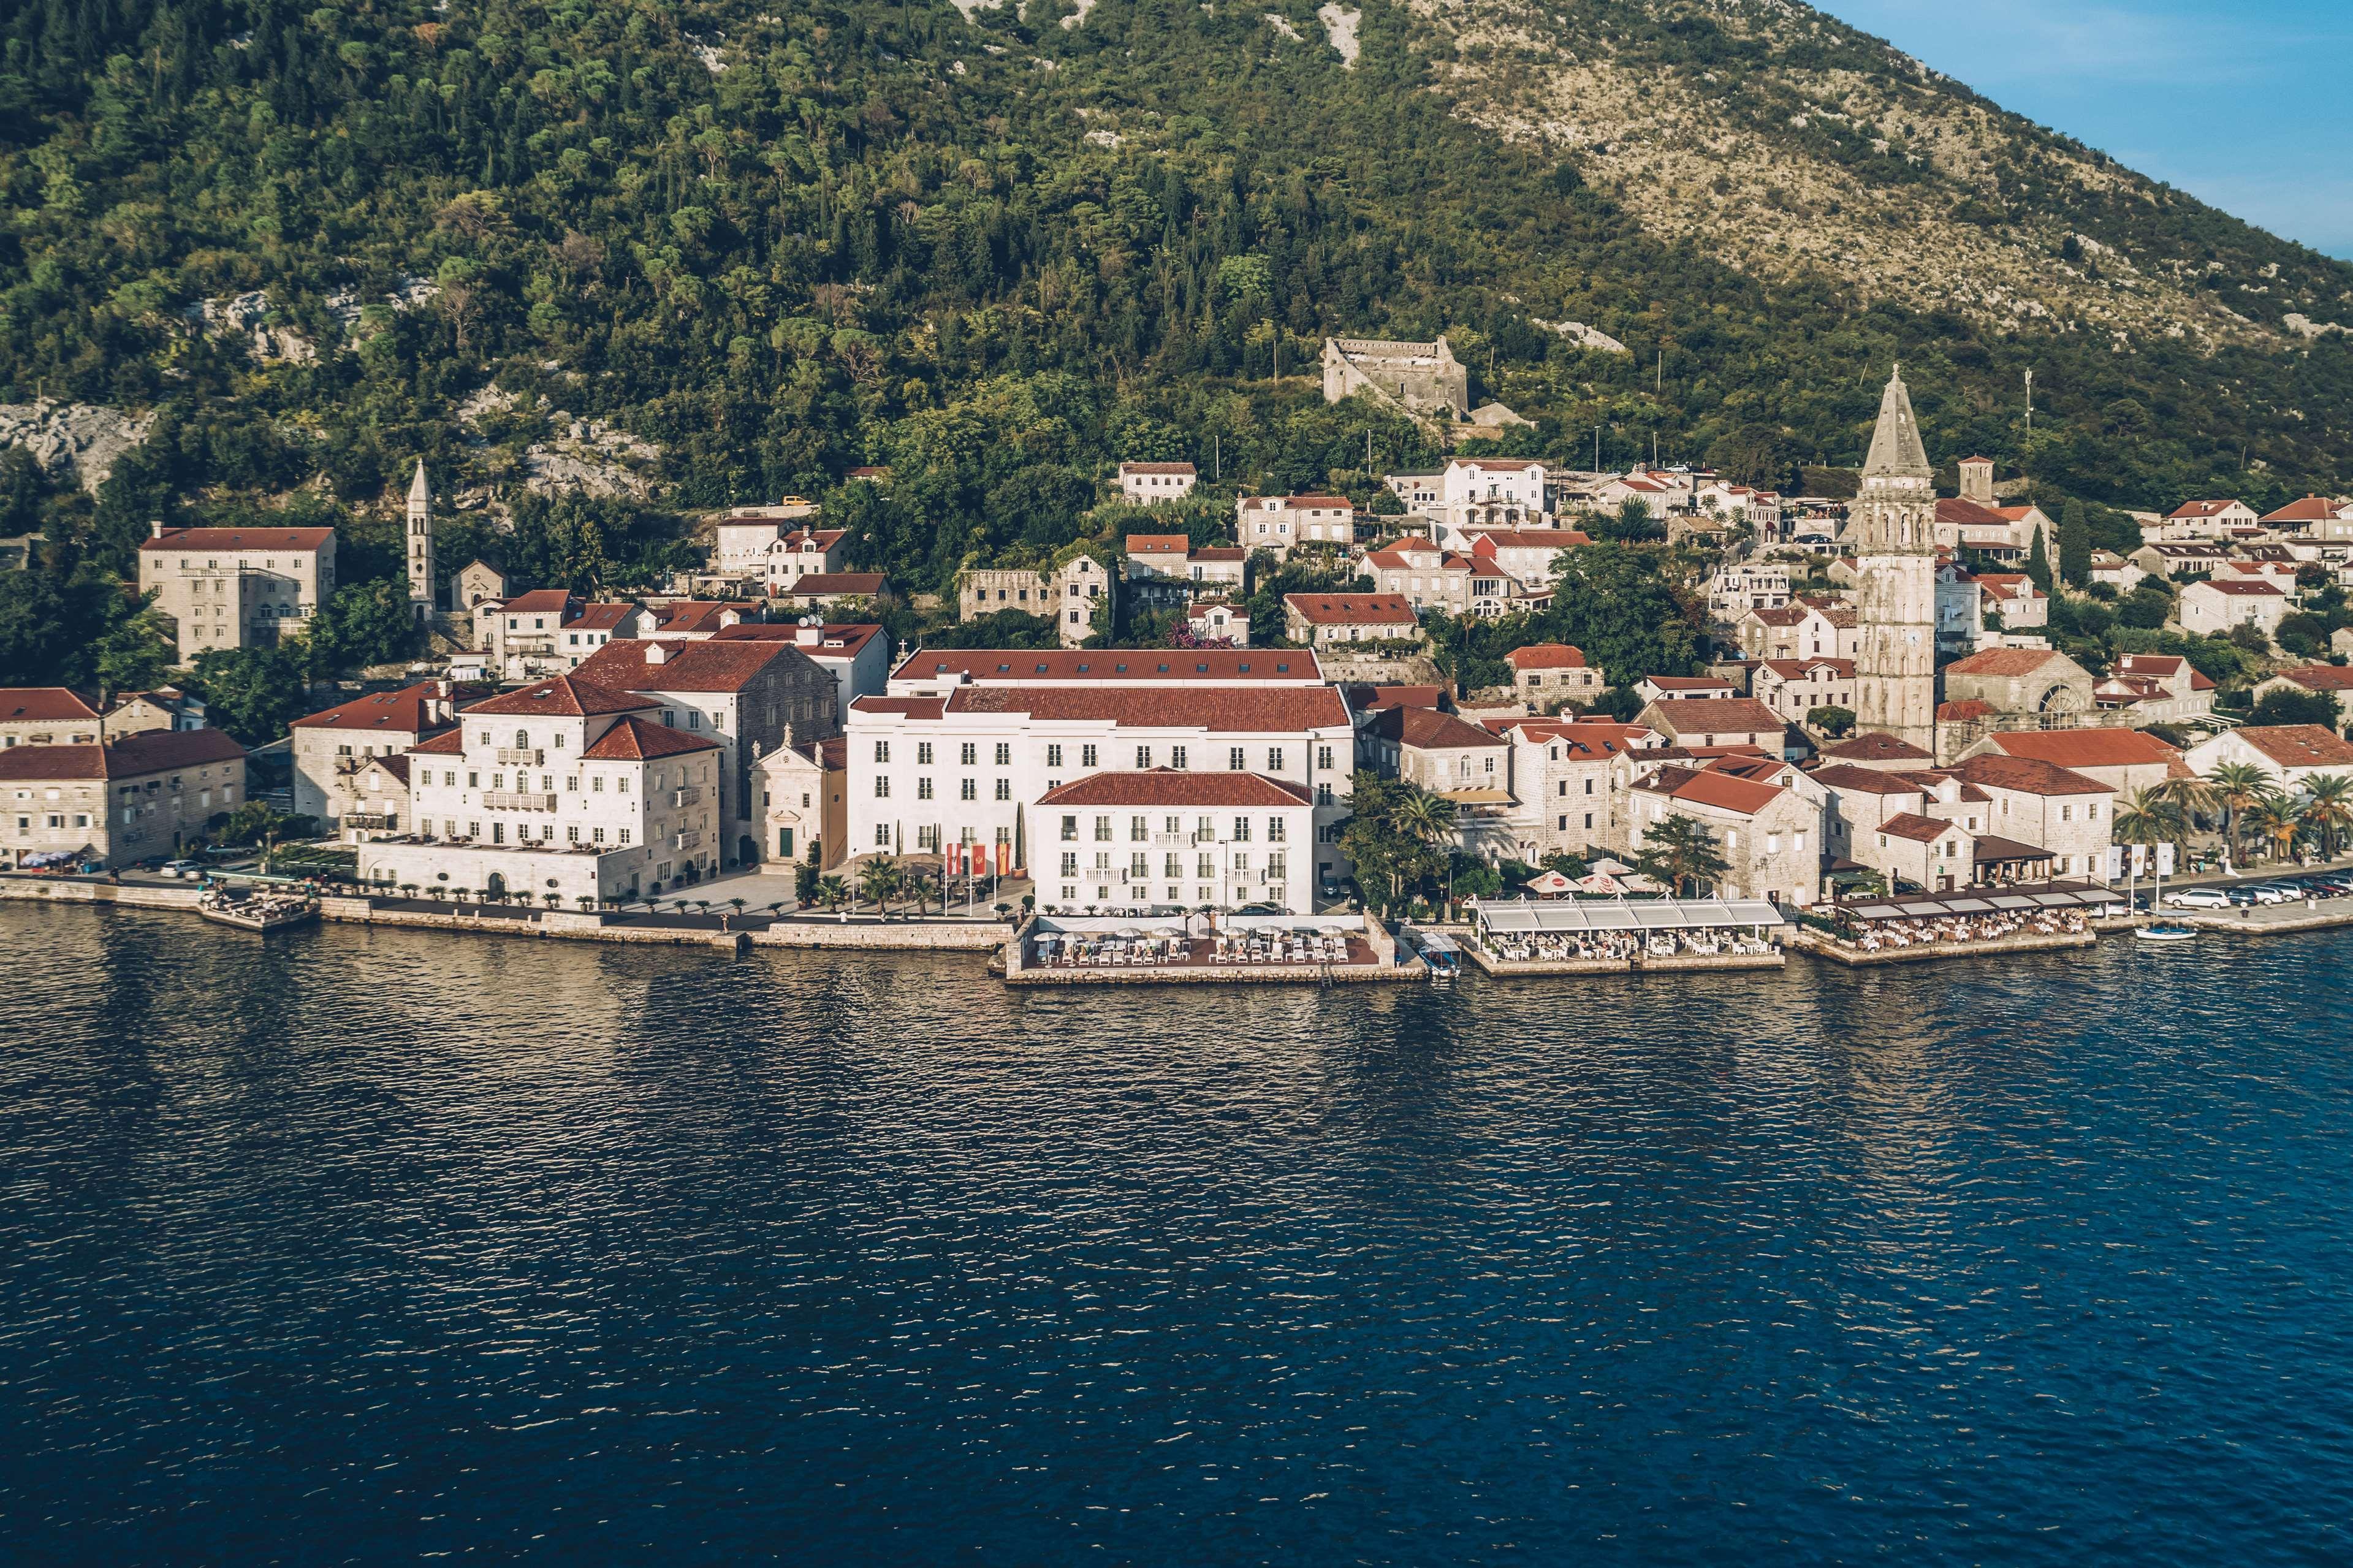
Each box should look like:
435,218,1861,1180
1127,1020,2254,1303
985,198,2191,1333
1237,495,1356,558
1622,762,1819,907
1751,658,1857,725
338,755,412,842
289,681,461,832
475,589,647,678
574,636,841,871
360,675,721,904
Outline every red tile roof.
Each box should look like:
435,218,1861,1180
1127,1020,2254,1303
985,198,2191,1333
1119,462,1198,476
1950,754,2113,796
2192,577,2285,597
1760,658,1855,679
0,727,245,780
712,622,883,660
1937,698,1996,722
409,729,465,756
945,685,1352,733
2230,724,2353,769
139,527,333,552
1945,647,2068,677
464,675,653,718
579,715,720,761
1877,812,1955,843
1283,593,1416,627
1643,697,1785,737
1486,720,1652,756
565,603,638,631
1468,530,1594,552
2274,664,2353,693
497,588,576,614
850,696,948,720
1645,676,1735,692
2169,500,2246,519
1035,769,1310,807
1982,729,2181,770
1934,497,2010,528
574,638,797,694
2260,497,2341,525
1505,643,1587,671
1125,534,1192,555
0,687,99,723
894,649,1320,683
1344,684,1445,712
1811,763,1928,794
1822,733,1935,763
648,601,742,635
1366,706,1507,750
291,682,452,733
1635,765,1783,816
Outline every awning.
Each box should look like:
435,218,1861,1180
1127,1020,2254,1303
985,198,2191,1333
1477,895,1789,935
1841,885,2126,921
1973,834,2056,864
1440,788,1516,805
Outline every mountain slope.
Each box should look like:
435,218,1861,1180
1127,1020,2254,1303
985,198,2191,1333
1405,0,2353,348
1,0,2351,596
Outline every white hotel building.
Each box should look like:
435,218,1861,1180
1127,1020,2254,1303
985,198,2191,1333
845,649,1355,902
360,675,722,904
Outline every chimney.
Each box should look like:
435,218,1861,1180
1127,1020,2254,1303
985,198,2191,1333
796,625,820,647
644,642,667,666
150,520,166,539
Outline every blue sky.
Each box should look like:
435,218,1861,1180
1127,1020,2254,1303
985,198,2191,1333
1812,0,2353,258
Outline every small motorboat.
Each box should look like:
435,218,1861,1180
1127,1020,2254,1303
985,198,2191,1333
2135,924,2197,943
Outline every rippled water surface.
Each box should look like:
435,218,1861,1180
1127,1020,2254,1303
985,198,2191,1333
4,906,2351,1565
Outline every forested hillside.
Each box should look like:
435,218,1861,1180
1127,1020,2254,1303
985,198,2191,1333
4,0,2352,622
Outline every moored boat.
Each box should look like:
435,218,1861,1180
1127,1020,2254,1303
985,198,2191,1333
2135,924,2197,943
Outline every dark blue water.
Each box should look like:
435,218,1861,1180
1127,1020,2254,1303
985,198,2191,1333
3,907,2349,1565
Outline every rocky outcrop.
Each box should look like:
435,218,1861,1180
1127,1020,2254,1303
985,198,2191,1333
0,402,155,493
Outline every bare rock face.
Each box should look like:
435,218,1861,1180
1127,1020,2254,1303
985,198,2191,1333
0,402,156,493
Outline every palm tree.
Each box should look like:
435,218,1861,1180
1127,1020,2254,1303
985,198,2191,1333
858,856,902,916
2241,794,2303,866
2112,788,2178,865
814,874,850,919
1391,786,1458,849
2207,761,2270,868
2152,772,2217,858
2300,774,2353,861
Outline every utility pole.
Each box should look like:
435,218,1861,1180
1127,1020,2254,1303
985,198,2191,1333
2024,368,2034,437
1214,433,1220,482
1594,424,1602,473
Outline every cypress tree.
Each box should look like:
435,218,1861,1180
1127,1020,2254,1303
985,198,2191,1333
2059,498,2092,587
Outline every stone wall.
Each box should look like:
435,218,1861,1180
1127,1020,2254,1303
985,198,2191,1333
0,878,203,910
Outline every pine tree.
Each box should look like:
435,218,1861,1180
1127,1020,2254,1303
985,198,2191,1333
2025,524,2054,593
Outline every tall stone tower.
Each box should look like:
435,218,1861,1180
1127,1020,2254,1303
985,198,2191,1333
1851,370,1939,753
405,459,434,620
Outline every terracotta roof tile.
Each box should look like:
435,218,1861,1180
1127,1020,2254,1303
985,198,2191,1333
1983,729,2181,769
2230,725,2353,769
0,728,245,781
1877,812,1955,843
1504,643,1588,671
578,715,720,761
463,674,653,718
290,682,451,733
574,637,799,694
0,687,99,723
139,527,333,552
1036,769,1310,807
1950,754,2113,796
945,685,1351,733
1367,706,1507,750
1283,593,1417,626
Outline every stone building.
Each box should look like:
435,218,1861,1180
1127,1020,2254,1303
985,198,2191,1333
1321,337,1470,420
575,636,842,870
957,566,1051,622
0,688,102,748
757,735,845,872
137,523,336,663
1505,644,1602,709
1850,370,1940,754
1939,647,2093,728
405,460,434,618
361,675,723,904
1117,462,1197,505
0,728,248,870
1623,763,1820,907
288,681,460,829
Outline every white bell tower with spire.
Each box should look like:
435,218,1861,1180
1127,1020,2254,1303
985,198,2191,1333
406,459,434,620
1851,369,1939,753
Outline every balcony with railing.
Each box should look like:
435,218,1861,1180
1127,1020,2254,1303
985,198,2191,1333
341,812,397,829
672,786,703,807
496,747,544,766
482,790,557,812
673,829,703,851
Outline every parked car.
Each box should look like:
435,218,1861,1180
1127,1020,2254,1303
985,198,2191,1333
159,859,203,880
2243,883,2299,905
2164,888,2232,910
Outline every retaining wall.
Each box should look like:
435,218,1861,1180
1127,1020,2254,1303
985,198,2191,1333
0,878,202,911
1787,929,2096,967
